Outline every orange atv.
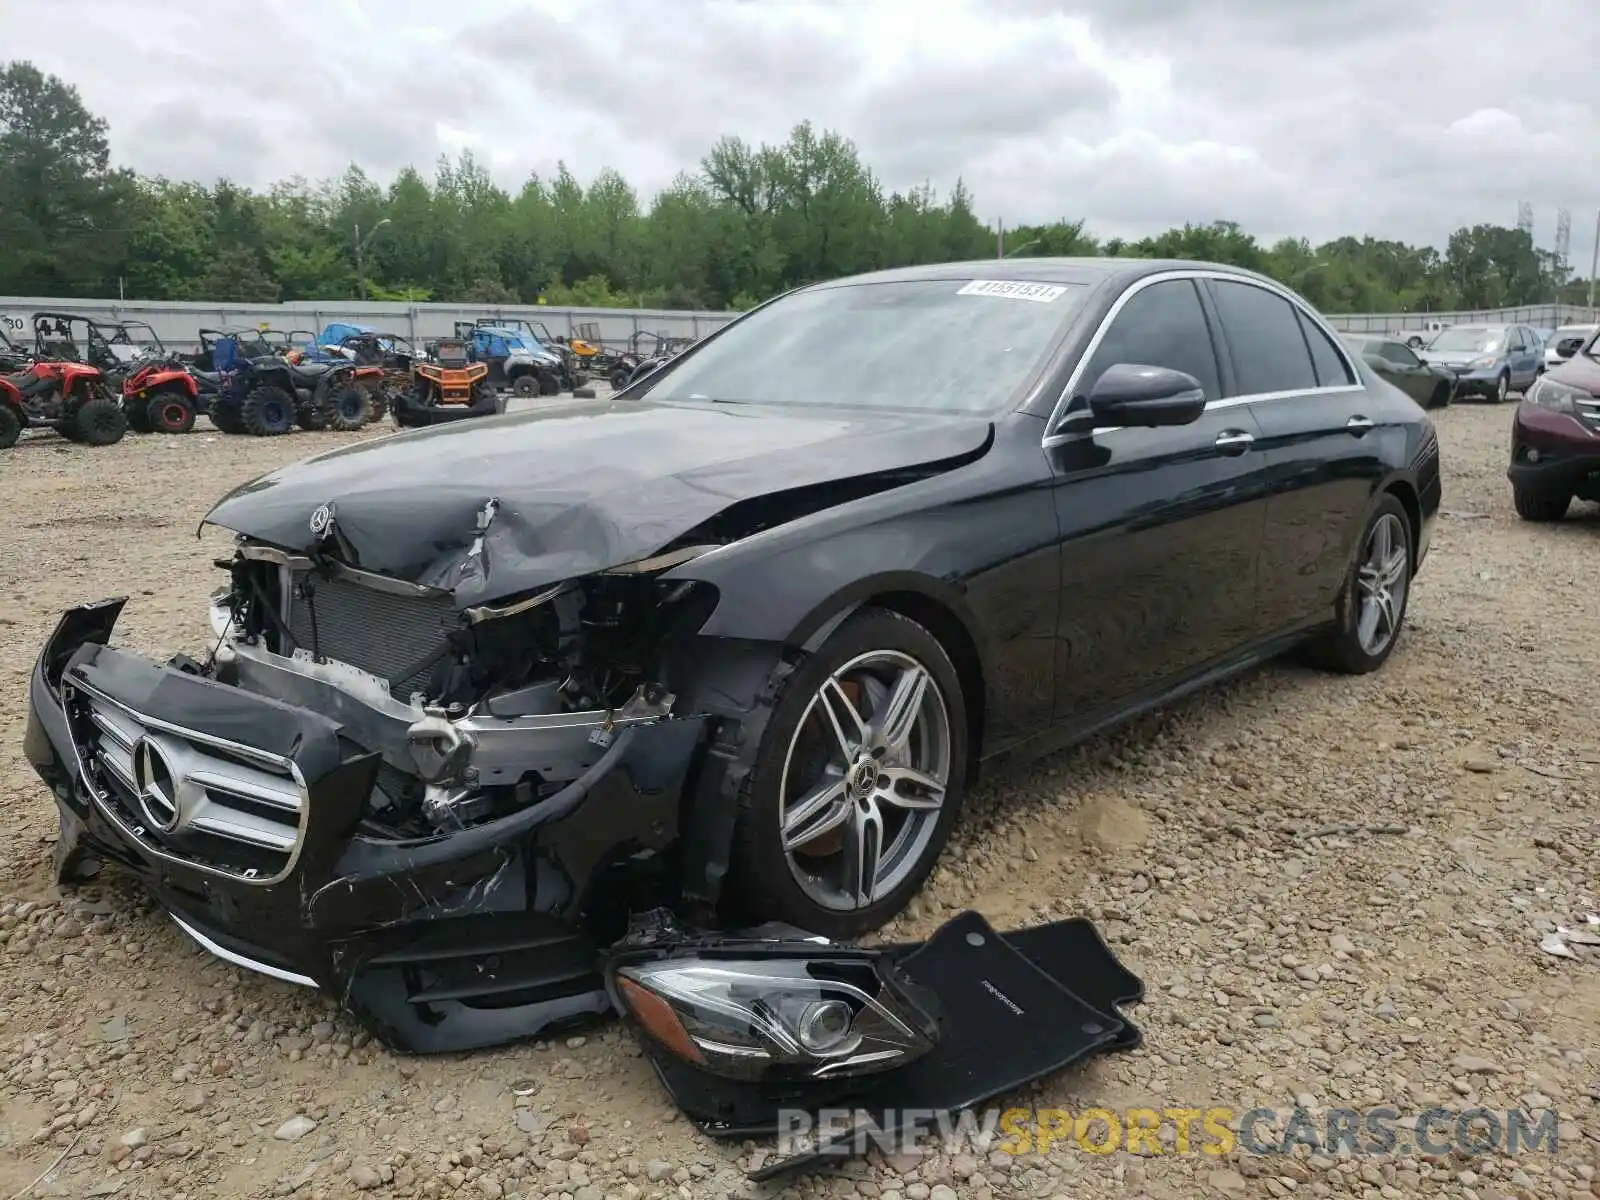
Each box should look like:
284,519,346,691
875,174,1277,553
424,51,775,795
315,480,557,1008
391,336,504,428
1,356,126,449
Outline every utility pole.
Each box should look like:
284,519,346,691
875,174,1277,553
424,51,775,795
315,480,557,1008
996,219,1004,259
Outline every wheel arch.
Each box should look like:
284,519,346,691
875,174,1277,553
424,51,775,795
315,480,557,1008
1380,476,1422,569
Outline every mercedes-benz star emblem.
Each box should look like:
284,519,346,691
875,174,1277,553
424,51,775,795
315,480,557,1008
308,503,335,537
132,738,181,833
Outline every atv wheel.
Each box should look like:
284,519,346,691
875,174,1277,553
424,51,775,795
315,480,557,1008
209,405,246,434
0,405,21,449
296,406,328,431
73,397,129,446
327,385,369,431
123,397,154,433
241,385,295,436
512,374,540,396
475,383,499,408
148,393,196,434
539,372,561,396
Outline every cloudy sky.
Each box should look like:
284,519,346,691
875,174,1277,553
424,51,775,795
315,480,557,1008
7,0,1598,271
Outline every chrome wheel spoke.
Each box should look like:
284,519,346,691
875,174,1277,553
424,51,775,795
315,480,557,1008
841,799,884,907
1355,513,1407,656
782,776,850,851
818,678,869,760
874,665,929,758
876,765,945,810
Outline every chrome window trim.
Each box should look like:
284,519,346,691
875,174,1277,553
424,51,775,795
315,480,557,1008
1041,268,1364,448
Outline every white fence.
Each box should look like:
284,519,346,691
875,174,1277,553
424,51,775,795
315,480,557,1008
0,297,738,352
1,295,1593,353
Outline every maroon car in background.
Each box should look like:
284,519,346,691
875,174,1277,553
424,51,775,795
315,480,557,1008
1508,326,1600,521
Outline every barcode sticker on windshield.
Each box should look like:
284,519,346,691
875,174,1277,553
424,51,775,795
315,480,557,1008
957,280,1068,302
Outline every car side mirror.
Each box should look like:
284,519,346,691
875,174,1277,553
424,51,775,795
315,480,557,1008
1555,338,1581,359
1087,364,1207,428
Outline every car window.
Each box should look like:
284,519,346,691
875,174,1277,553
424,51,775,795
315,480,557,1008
1209,279,1318,395
1380,341,1420,367
1299,312,1356,386
1427,326,1501,353
644,277,1090,416
1078,279,1222,402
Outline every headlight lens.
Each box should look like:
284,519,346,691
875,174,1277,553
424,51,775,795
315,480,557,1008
613,955,939,1082
1525,376,1586,415
1468,355,1498,369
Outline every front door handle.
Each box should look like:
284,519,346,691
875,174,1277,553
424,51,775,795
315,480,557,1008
1346,415,1375,433
1214,430,1254,455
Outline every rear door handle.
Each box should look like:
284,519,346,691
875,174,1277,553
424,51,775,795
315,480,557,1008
1346,415,1374,433
1214,430,1254,454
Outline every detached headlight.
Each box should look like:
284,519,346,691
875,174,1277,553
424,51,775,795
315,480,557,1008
612,954,939,1082
1525,376,1586,416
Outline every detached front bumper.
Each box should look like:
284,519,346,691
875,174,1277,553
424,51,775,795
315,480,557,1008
23,599,708,1054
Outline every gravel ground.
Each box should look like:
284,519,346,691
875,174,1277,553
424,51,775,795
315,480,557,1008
1,399,1596,1200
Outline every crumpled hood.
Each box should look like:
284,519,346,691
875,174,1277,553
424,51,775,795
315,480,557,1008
203,397,994,607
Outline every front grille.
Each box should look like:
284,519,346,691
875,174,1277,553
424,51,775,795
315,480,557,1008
68,686,306,883
282,569,459,701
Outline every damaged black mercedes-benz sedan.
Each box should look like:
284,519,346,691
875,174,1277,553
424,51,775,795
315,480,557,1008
25,258,1440,1057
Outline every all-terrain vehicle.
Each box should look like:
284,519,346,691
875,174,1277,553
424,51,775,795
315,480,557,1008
1,355,126,449
608,331,695,390
0,324,30,372
323,325,417,421
205,329,378,436
491,318,595,393
31,313,160,391
121,346,205,435
450,321,565,396
391,335,501,428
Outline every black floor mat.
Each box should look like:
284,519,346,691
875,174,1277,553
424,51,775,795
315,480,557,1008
630,910,1143,1182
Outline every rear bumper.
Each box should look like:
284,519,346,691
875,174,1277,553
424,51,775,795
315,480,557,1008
24,599,708,1053
1507,404,1600,499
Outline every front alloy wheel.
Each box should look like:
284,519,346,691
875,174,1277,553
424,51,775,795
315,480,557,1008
732,608,967,938
780,650,952,914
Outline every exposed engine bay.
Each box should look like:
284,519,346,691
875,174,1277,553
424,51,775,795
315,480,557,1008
208,536,720,840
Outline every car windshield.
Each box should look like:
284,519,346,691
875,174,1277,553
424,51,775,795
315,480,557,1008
642,278,1087,414
1427,327,1502,353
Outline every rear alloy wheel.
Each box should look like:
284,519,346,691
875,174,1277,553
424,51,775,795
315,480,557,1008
1495,371,1510,403
72,396,129,446
0,404,21,449
241,385,295,436
733,609,967,938
1303,495,1412,674
326,384,369,431
1512,486,1570,522
147,393,196,434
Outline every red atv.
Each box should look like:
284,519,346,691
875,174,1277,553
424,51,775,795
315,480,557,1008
122,354,202,434
0,358,127,450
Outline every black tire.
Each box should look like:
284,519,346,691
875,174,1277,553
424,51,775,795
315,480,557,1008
1494,371,1510,403
147,392,196,434
610,366,632,390
72,396,128,446
539,372,560,396
1428,382,1450,410
241,385,295,436
296,407,327,431
474,383,499,407
326,384,368,431
123,396,154,433
1302,494,1413,675
0,404,20,449
1512,486,1570,522
209,405,245,434
729,607,969,939
512,373,540,396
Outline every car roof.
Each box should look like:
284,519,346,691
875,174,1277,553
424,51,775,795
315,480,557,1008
796,257,1293,292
